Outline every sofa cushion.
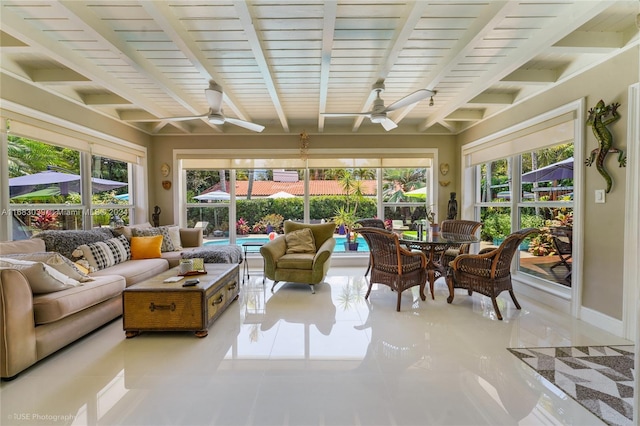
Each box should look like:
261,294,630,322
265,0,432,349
0,257,81,294
90,258,169,286
276,253,315,270
32,228,115,260
285,228,316,254
3,252,94,282
32,275,125,324
74,235,131,271
131,227,175,252
130,235,163,259
0,238,46,255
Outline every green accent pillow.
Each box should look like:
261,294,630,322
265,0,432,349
285,228,316,254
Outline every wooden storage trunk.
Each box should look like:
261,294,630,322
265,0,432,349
123,263,239,338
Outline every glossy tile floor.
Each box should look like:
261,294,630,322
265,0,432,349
1,267,633,426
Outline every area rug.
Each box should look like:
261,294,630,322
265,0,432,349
508,345,635,426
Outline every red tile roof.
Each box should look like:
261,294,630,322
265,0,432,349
202,180,377,197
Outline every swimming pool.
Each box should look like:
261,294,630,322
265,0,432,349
204,235,370,252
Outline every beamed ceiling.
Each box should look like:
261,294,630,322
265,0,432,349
1,1,638,136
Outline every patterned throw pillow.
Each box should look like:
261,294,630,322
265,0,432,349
4,252,94,282
131,226,175,252
74,235,131,271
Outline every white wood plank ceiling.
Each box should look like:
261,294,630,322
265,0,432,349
1,1,638,135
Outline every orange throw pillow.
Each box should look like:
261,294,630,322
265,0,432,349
130,235,163,260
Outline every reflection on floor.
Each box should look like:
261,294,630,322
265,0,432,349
0,267,630,426
520,255,572,286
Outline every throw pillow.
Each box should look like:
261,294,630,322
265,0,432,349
130,235,163,260
0,258,81,294
285,228,316,254
166,225,183,250
113,222,152,241
33,228,114,260
4,252,94,282
74,235,131,271
131,226,175,252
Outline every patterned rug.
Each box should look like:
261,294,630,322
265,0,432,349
508,345,635,426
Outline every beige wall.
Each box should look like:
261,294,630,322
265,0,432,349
457,47,639,320
149,133,457,227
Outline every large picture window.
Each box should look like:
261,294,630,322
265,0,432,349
180,156,433,254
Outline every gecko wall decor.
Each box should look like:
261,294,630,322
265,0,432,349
585,99,626,193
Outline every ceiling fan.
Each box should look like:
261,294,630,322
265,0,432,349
158,81,265,132
322,81,436,131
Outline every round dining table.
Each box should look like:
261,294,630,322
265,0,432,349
400,232,479,302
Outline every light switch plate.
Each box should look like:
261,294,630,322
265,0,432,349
595,189,605,203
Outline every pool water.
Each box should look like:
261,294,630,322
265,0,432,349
204,235,370,252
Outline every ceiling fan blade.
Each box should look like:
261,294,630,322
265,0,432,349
225,117,265,133
321,112,372,117
205,87,223,112
385,89,434,112
161,113,208,122
380,117,398,131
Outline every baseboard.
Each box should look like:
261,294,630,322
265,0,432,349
580,306,625,338
513,279,572,314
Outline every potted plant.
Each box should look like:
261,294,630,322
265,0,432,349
334,206,360,250
426,206,438,234
333,171,365,250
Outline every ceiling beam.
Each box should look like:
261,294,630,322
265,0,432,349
390,1,513,126
419,0,614,131
552,30,625,54
317,1,337,133
351,0,430,132
234,1,289,132
59,1,202,116
0,4,191,134
141,1,250,126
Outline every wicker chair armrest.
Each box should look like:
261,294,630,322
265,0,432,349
399,246,427,269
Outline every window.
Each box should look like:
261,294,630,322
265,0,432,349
179,155,434,252
472,145,574,288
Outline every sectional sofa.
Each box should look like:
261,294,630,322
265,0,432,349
0,225,202,379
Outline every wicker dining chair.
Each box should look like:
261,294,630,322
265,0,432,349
356,227,427,311
438,219,483,270
355,218,386,276
448,228,539,320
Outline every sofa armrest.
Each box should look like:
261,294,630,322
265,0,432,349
313,237,336,269
0,268,37,379
180,228,203,248
260,237,287,278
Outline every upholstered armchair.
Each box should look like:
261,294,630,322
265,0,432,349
260,221,337,294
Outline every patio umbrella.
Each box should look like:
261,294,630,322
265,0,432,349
10,187,70,201
404,186,427,200
268,191,295,198
194,190,231,201
521,157,573,183
9,171,127,197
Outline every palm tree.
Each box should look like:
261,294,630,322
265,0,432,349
382,168,426,202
